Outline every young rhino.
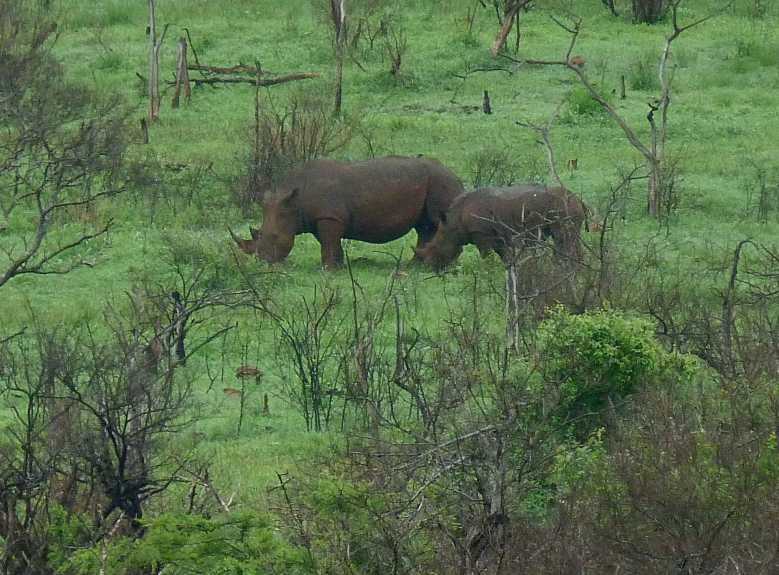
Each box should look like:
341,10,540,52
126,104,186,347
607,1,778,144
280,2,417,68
414,185,586,270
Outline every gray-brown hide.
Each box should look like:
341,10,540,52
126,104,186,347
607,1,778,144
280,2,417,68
231,156,464,268
414,185,586,270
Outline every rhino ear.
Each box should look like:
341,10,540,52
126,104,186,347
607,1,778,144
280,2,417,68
278,188,298,204
250,227,260,240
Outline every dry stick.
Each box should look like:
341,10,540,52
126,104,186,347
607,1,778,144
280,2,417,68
274,472,316,566
482,90,492,114
722,239,753,378
515,96,567,189
252,60,262,199
99,511,126,575
237,373,247,436
183,28,201,68
171,36,191,108
140,117,149,144
147,0,168,121
147,0,158,120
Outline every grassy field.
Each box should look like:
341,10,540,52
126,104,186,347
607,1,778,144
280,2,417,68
3,0,779,516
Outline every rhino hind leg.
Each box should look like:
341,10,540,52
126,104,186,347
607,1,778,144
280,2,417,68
316,219,346,270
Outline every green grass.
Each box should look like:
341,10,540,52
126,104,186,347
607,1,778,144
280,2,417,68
3,0,779,508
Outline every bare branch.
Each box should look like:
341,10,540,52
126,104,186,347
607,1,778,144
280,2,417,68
0,219,113,288
516,97,567,189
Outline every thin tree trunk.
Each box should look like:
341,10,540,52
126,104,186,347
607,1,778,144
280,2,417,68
331,0,346,115
147,0,161,121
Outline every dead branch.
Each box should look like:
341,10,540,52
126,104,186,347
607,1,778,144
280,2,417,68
503,4,727,218
516,97,567,189
0,215,114,288
180,466,235,513
186,72,320,87
171,36,191,108
722,239,753,378
188,63,272,75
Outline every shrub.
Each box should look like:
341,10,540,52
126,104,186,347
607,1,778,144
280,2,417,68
628,51,660,91
537,307,695,429
236,88,355,213
61,512,312,575
566,85,609,117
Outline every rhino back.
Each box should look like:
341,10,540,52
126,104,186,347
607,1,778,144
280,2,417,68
283,157,435,243
460,185,565,235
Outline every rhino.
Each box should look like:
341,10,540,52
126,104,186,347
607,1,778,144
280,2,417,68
413,185,587,270
230,156,464,269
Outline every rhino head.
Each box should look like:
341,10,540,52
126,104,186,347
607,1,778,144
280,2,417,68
230,188,298,263
413,212,462,271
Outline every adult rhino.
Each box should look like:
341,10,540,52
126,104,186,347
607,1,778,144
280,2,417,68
230,156,464,269
414,185,587,270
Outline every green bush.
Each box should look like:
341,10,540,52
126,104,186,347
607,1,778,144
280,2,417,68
566,85,609,117
538,307,696,426
61,512,312,575
628,51,660,91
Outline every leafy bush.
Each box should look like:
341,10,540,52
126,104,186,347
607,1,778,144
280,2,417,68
628,51,660,91
538,307,695,427
549,377,779,574
62,512,311,575
566,85,609,117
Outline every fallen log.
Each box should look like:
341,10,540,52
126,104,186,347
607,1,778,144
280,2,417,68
189,63,270,75
188,72,320,87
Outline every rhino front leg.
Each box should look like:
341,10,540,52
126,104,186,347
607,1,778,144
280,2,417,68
316,219,346,269
412,223,435,262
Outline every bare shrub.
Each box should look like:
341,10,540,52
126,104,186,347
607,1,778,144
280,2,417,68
552,376,779,574
264,265,689,573
126,155,220,225
0,260,241,571
380,15,408,78
236,89,355,213
267,286,346,432
468,147,542,188
0,0,128,289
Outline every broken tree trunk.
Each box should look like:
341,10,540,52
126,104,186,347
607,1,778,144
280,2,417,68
172,37,191,108
491,0,531,57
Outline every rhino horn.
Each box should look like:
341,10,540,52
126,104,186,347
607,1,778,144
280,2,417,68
228,226,251,253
